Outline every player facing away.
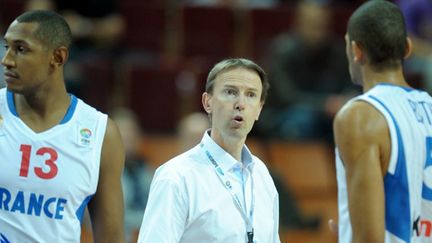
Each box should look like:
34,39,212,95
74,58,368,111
334,1,432,243
0,10,125,242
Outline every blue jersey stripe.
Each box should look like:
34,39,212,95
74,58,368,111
6,91,18,117
59,95,77,124
6,91,77,124
370,95,411,243
75,194,93,223
422,137,432,201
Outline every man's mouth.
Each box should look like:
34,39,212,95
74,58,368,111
233,115,244,123
4,71,18,78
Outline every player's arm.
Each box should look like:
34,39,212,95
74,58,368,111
89,118,126,243
333,101,390,243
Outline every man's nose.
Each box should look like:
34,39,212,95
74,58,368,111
1,49,14,68
235,95,246,111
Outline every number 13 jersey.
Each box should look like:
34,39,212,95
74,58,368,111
0,88,108,242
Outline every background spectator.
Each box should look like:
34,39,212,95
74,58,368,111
177,112,211,150
111,107,153,243
0,14,5,88
256,0,358,143
397,0,432,92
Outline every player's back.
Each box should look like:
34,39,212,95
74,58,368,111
336,83,432,243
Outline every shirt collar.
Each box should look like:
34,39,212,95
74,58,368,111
200,129,255,172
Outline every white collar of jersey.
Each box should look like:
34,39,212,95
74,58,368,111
201,130,255,173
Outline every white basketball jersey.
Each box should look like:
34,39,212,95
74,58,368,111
0,88,107,242
336,83,432,243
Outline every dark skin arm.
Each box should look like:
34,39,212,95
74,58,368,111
333,100,391,243
88,118,126,243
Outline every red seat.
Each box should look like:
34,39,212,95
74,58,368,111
78,58,114,112
249,7,294,59
268,141,336,197
331,5,356,38
120,3,166,54
181,6,236,63
124,63,204,132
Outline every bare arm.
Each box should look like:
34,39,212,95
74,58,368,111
89,118,126,243
333,101,390,243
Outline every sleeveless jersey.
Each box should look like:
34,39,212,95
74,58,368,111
0,88,107,242
336,83,432,243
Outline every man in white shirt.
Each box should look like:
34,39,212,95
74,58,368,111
137,58,280,243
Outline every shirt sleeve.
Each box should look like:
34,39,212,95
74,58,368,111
273,190,281,243
137,173,188,243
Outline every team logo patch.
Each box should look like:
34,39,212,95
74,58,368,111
78,128,92,147
80,128,92,138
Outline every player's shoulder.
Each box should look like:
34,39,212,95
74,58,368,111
335,96,383,125
74,97,106,117
334,98,388,143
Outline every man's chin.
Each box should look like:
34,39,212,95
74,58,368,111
229,127,249,138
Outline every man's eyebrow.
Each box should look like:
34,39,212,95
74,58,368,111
12,40,30,45
4,38,30,46
223,84,259,92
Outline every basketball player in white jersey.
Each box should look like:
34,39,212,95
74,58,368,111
334,1,432,242
0,10,125,242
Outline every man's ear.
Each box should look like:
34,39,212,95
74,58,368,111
202,92,212,114
51,46,68,67
351,41,363,63
404,37,412,59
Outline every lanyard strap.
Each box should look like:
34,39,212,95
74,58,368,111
200,143,255,243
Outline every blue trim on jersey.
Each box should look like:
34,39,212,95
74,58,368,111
369,95,411,242
75,194,94,223
6,91,18,116
0,233,10,243
422,137,432,201
377,83,415,92
6,91,77,124
422,182,432,201
59,95,77,124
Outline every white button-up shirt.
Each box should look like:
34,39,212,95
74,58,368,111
138,131,280,243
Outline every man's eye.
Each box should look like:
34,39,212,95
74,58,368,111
226,89,237,95
247,92,257,98
17,46,26,52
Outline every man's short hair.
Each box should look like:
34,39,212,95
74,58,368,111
16,10,72,50
348,0,407,70
205,58,270,103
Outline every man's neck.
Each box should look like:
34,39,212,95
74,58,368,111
13,86,71,132
362,66,409,92
210,131,245,162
